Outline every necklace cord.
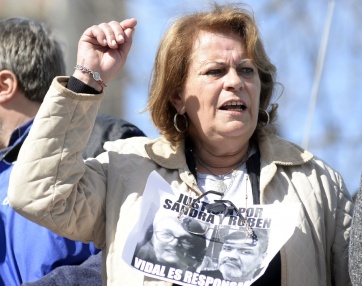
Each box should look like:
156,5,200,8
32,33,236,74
194,145,251,195
184,138,261,203
194,145,251,177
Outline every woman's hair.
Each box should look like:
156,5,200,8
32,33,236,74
146,3,278,142
0,17,65,103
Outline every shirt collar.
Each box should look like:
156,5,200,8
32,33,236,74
0,119,33,163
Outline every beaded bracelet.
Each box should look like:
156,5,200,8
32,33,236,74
74,64,107,90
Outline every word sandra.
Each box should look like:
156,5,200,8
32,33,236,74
163,194,272,228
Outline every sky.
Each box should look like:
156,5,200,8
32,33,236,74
117,0,362,196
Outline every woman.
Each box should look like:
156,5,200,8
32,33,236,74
8,3,352,286
135,215,206,273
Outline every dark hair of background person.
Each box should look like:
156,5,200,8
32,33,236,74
0,17,65,103
83,114,147,159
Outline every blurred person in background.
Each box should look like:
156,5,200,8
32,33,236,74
349,174,362,286
0,17,145,285
7,3,353,285
0,17,100,286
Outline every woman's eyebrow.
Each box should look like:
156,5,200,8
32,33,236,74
238,59,253,65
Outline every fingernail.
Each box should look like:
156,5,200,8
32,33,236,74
112,39,116,46
118,34,124,41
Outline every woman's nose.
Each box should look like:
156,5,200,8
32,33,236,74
223,69,244,91
224,68,244,90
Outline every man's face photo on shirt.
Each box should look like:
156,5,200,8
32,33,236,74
218,230,268,282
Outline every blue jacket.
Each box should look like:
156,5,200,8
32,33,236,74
0,120,99,285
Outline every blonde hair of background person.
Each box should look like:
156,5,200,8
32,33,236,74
8,3,353,286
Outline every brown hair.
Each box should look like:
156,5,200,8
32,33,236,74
146,3,278,142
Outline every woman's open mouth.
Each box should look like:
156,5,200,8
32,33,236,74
219,101,246,112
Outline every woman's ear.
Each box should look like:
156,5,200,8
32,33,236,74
0,70,18,103
170,92,186,115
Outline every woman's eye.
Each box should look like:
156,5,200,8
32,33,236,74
206,69,224,76
238,67,255,79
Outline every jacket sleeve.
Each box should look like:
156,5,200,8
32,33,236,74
8,77,107,248
349,176,361,286
21,252,103,286
332,171,354,286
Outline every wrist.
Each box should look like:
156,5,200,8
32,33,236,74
67,76,102,94
74,65,107,92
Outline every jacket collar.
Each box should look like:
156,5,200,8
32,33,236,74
145,131,314,170
145,136,186,170
258,130,314,166
0,119,33,163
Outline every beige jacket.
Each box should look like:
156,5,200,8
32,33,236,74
8,77,353,286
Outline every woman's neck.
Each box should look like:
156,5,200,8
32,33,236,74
193,141,251,176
